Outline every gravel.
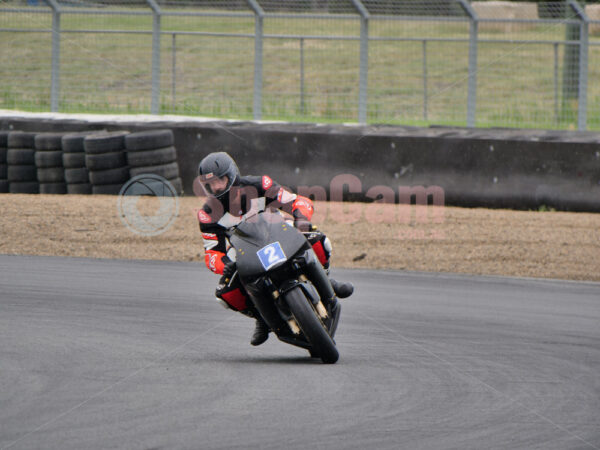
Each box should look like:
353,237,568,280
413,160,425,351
1,194,598,282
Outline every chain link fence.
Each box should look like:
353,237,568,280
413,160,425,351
1,0,599,130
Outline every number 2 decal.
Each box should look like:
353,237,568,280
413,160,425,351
257,242,286,271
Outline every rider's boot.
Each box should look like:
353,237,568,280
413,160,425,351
329,278,354,299
239,306,270,346
251,316,270,346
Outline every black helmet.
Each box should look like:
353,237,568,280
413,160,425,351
197,151,240,199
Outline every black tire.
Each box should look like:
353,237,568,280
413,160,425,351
8,131,36,149
308,348,320,358
92,183,124,195
7,149,35,165
0,179,8,193
62,131,101,153
67,183,92,195
126,146,177,167
40,183,67,194
84,131,129,154
65,167,89,184
128,161,179,180
9,181,39,194
0,164,6,179
125,129,174,151
88,166,129,185
34,133,64,151
167,176,183,195
62,152,86,168
0,147,7,164
85,151,126,171
37,167,65,183
8,165,37,182
284,286,339,364
35,151,63,168
0,130,9,148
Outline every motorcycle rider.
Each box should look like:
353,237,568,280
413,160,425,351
197,151,354,346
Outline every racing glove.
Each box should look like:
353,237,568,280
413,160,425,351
223,261,237,280
293,218,313,232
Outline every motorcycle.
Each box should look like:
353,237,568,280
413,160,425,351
226,208,342,364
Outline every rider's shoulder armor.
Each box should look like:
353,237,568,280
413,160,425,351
198,175,279,231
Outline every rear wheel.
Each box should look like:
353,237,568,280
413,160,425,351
284,286,338,364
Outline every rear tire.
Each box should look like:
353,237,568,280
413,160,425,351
284,286,339,364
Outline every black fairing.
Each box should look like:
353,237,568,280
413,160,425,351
229,210,308,278
227,209,341,357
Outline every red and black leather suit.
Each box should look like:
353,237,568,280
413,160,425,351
197,174,330,313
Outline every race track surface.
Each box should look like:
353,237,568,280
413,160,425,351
1,255,599,450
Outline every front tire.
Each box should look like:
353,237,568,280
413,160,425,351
284,286,339,364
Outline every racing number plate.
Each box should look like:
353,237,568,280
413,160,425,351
257,242,286,271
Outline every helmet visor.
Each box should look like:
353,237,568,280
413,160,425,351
199,174,230,197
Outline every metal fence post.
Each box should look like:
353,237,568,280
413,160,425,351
147,0,162,114
554,43,559,125
172,33,177,113
569,0,589,131
43,0,61,112
300,38,305,115
423,40,428,121
351,0,369,124
459,0,478,128
247,0,264,121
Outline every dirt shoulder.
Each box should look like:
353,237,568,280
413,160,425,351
1,194,599,282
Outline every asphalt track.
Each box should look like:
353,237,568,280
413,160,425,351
0,254,599,450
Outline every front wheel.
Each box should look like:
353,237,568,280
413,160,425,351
284,286,339,364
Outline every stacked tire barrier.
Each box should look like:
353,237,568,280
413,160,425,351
1,127,184,197
34,133,66,194
84,131,130,195
125,129,183,195
7,131,38,194
62,132,95,195
0,131,8,193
